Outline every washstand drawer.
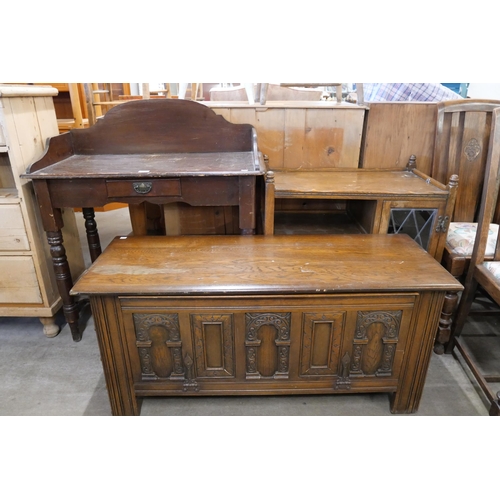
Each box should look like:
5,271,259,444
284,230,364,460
106,179,181,198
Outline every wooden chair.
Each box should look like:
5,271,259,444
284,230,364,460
448,107,500,416
178,83,204,100
431,99,500,279
83,83,132,125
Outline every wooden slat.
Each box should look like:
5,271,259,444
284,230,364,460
68,83,85,129
0,85,58,97
453,112,490,221
209,102,365,171
361,103,437,173
228,106,287,170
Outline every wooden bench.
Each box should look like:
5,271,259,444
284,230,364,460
263,158,458,261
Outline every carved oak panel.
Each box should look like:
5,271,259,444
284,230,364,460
132,313,184,380
190,313,235,378
350,310,402,377
245,312,291,379
300,312,345,376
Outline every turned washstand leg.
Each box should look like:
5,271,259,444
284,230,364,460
82,207,102,262
434,291,459,354
47,230,81,341
32,181,82,341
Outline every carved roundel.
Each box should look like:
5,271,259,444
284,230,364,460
464,138,481,161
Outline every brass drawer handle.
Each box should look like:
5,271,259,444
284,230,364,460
133,181,153,194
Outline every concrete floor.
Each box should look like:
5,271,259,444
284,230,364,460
0,208,497,416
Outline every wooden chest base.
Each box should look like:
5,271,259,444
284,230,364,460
90,291,445,416
72,234,462,416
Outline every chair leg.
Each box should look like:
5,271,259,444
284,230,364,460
435,291,459,354
489,392,500,416
445,278,479,354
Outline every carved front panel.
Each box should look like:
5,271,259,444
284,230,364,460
350,310,402,377
300,312,345,376
245,312,291,379
191,314,235,378
132,313,184,380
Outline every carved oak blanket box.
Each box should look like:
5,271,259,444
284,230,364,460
71,234,462,416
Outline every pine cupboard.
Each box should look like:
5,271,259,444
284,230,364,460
0,84,85,336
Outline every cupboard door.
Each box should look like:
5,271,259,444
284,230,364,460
244,312,292,379
131,313,186,381
124,309,236,384
380,199,448,257
335,302,415,390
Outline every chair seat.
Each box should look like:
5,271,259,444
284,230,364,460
446,222,499,256
483,261,500,280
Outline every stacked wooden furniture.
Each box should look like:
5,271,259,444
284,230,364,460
0,84,85,336
36,83,88,132
22,99,266,341
208,101,458,264
205,100,367,233
20,96,465,415
71,234,462,416
83,83,132,126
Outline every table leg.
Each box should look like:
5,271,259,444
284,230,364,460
489,393,500,416
82,207,102,262
239,176,256,235
47,230,81,341
90,295,142,415
128,202,148,236
434,291,459,355
264,170,275,235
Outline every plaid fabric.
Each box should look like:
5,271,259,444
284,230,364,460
362,83,463,102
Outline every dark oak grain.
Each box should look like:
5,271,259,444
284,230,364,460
71,234,462,296
71,234,462,416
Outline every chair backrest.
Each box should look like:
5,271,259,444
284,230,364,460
431,99,500,222
469,107,500,267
